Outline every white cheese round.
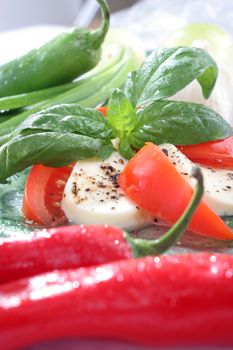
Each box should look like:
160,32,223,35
61,152,153,230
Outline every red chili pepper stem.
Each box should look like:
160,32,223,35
124,166,204,257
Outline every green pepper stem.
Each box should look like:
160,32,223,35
92,0,110,47
126,166,204,257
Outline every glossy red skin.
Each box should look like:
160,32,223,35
0,225,133,284
1,253,233,349
178,135,233,169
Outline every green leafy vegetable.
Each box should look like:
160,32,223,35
0,104,115,183
107,89,136,158
125,47,218,107
0,132,105,183
129,100,233,149
15,104,113,140
118,138,135,159
98,141,115,159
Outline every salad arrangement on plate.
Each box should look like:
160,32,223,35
0,0,233,348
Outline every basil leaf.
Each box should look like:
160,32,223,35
125,47,218,107
118,138,135,159
129,100,233,148
15,103,113,140
98,141,115,160
107,89,137,159
0,131,105,183
107,89,137,137
0,103,117,182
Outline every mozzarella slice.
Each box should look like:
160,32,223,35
61,152,153,230
160,144,233,216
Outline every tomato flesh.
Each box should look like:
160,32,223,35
178,136,233,169
22,164,73,226
119,143,233,240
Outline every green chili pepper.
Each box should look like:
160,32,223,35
0,45,136,143
0,0,110,98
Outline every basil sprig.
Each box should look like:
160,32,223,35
0,47,232,182
125,47,218,107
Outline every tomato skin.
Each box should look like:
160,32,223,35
22,164,73,226
178,136,233,169
97,106,107,116
119,143,233,240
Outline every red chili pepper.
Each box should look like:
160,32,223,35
1,253,233,349
0,168,203,284
0,225,132,284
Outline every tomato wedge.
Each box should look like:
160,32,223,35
178,135,233,169
22,164,73,226
119,142,233,240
